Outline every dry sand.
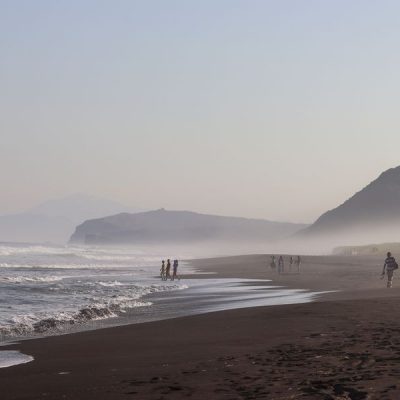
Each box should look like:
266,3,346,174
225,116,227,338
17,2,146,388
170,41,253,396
1,254,400,399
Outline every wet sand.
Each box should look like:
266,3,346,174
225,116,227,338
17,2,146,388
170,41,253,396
2,254,400,399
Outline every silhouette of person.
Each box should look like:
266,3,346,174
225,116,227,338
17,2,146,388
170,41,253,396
296,255,301,273
160,260,166,280
381,251,398,288
172,259,179,280
166,259,171,280
278,256,284,274
270,255,276,269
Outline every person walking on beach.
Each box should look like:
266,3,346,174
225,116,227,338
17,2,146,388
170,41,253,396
172,259,179,281
278,256,284,274
381,252,398,288
166,259,171,280
160,260,166,280
296,255,301,273
289,256,293,272
270,255,276,269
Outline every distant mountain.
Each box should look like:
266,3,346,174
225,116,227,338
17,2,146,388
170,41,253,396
69,209,307,246
298,166,400,247
0,194,140,244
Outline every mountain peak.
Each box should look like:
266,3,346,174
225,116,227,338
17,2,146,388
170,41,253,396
375,165,400,185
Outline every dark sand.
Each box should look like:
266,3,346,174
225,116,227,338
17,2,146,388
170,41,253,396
2,254,400,399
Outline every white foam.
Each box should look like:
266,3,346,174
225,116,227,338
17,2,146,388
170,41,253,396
81,254,136,261
0,350,33,368
0,244,194,339
0,245,71,257
0,275,63,283
97,281,124,287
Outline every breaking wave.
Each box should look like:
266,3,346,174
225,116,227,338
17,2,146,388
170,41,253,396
0,300,151,338
0,282,188,340
0,243,191,341
0,275,64,284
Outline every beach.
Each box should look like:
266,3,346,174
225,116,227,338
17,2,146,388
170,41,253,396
1,254,400,399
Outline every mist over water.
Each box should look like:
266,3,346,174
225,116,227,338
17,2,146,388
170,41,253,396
285,225,400,256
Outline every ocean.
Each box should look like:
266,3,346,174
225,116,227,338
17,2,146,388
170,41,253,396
0,243,188,341
0,243,321,346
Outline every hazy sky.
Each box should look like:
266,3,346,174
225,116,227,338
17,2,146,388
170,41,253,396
2,0,400,223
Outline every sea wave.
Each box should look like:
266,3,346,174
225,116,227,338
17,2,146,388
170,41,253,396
0,245,72,257
0,262,121,270
0,244,191,341
0,275,63,284
0,282,189,339
97,280,124,287
0,299,152,338
80,254,136,261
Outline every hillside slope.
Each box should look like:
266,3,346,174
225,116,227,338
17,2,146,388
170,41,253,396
69,209,307,245
298,166,400,247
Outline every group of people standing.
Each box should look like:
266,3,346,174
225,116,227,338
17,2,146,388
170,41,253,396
160,259,179,281
270,255,301,274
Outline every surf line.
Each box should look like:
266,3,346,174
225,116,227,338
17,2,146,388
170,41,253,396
0,350,34,368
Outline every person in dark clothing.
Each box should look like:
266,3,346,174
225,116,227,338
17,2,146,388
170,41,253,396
160,260,166,280
381,252,398,288
166,259,171,280
296,255,301,273
172,259,179,280
278,256,284,274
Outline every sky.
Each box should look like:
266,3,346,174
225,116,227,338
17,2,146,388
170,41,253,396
1,0,400,223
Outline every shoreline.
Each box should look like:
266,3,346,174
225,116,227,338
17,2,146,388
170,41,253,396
0,258,319,345
2,253,400,399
